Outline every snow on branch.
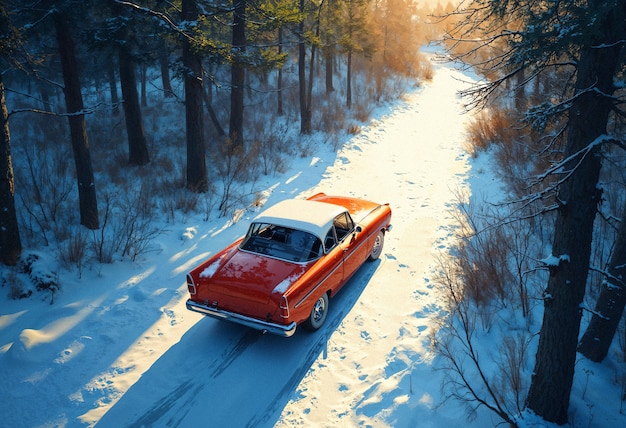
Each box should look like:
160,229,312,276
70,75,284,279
588,266,626,290
534,133,611,183
540,253,570,267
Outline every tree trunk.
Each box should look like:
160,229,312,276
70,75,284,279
182,0,208,193
0,74,21,266
525,2,624,423
119,47,150,166
323,0,335,94
159,48,174,97
202,84,225,136
346,4,354,109
324,47,334,94
229,0,246,149
277,27,283,116
54,13,99,230
346,50,352,108
298,0,311,134
578,197,626,362
307,16,319,119
107,61,120,116
140,65,147,107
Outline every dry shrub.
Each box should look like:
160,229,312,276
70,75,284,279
2,269,31,300
172,191,200,215
249,116,292,175
59,227,89,275
15,135,75,247
432,193,538,426
317,97,347,133
152,151,177,175
494,334,531,414
465,108,519,156
464,107,562,201
102,151,130,186
353,99,372,123
212,138,262,217
347,124,361,134
456,225,514,307
420,60,434,81
91,187,162,263
431,254,521,426
448,188,542,320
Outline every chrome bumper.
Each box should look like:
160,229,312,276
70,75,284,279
186,300,297,337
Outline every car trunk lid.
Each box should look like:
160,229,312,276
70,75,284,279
206,250,305,305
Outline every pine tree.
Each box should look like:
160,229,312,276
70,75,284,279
447,0,626,424
53,11,99,230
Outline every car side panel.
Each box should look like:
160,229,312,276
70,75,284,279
337,231,371,292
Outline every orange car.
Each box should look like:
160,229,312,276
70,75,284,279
186,193,392,337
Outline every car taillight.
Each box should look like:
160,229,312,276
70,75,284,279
186,274,197,295
280,296,289,319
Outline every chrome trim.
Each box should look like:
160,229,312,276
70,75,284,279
186,299,297,337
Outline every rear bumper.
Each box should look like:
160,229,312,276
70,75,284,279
186,299,297,337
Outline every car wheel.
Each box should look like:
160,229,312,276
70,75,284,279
368,230,384,261
303,292,329,331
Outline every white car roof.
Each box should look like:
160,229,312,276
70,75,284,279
252,199,347,240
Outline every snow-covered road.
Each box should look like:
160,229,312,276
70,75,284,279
0,58,481,427
274,61,476,427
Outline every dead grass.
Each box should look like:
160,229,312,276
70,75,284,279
317,96,347,133
465,108,519,157
347,124,361,134
420,60,434,81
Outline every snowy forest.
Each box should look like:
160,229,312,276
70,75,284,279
0,0,441,259
1,0,626,427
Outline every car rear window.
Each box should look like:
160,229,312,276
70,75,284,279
240,223,323,262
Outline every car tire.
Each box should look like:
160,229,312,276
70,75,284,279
303,292,329,331
368,230,384,261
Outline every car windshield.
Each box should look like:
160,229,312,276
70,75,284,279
240,223,323,262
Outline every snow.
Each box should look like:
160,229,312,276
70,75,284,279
199,259,221,279
273,269,306,295
541,253,571,267
1,53,624,428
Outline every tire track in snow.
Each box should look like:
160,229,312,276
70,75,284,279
243,260,384,427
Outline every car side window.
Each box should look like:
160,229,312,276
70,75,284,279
333,212,354,242
324,228,336,251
